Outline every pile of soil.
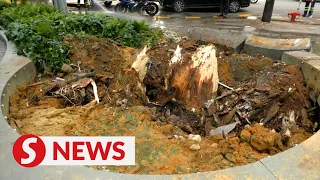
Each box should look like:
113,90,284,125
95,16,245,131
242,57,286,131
8,36,317,175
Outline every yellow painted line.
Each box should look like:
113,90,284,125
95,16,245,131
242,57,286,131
185,16,201,19
213,15,223,19
154,16,171,19
239,14,252,17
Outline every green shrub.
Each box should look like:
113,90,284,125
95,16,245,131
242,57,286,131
0,1,15,10
1,3,163,73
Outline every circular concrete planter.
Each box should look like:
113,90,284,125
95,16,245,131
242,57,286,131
0,31,319,180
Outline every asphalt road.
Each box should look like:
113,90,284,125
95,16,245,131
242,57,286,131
87,0,320,18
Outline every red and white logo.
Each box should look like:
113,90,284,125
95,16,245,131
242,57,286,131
12,134,135,168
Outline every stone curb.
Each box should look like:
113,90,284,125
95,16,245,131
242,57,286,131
281,51,320,107
243,35,311,60
187,27,246,53
0,31,319,180
256,28,320,39
0,32,7,62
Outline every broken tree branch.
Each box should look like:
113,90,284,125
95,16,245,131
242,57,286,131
218,82,234,90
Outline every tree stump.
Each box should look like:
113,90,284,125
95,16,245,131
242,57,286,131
167,44,219,108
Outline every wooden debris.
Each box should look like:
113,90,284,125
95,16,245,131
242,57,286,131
262,103,280,125
28,80,49,87
221,108,236,125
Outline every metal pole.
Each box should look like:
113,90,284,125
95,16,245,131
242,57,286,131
306,0,314,17
262,0,275,22
52,0,68,14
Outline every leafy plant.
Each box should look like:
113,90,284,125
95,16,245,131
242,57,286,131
1,2,163,73
0,1,15,10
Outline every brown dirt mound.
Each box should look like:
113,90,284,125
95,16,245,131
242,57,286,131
9,97,310,174
62,36,147,106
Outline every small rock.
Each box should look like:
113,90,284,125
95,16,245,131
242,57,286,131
167,114,181,123
164,109,171,118
210,143,218,147
250,129,282,151
254,92,260,96
189,144,200,151
188,134,202,142
173,135,179,139
225,153,235,163
159,116,166,122
61,64,73,73
240,129,251,142
116,99,123,106
92,42,100,50
122,99,128,104
188,134,194,139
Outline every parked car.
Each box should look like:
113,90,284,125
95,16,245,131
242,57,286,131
66,0,93,6
161,0,250,12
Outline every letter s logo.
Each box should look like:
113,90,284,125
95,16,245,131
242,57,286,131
21,138,37,164
13,134,46,168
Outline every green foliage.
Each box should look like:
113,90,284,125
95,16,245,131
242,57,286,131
0,1,15,10
0,2,60,28
168,37,174,43
1,3,163,73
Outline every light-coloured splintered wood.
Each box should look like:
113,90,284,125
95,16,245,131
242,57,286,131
168,44,219,108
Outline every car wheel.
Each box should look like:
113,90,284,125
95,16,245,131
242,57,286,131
250,0,258,4
104,1,112,7
229,0,240,13
115,4,127,13
145,2,159,16
173,0,186,12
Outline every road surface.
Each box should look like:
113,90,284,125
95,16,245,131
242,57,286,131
87,0,320,18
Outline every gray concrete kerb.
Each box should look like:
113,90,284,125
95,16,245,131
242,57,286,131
281,51,320,107
0,31,320,180
243,35,311,60
186,27,246,53
0,32,7,62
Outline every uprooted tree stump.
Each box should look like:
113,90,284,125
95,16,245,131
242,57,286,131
167,44,219,109
132,44,219,109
